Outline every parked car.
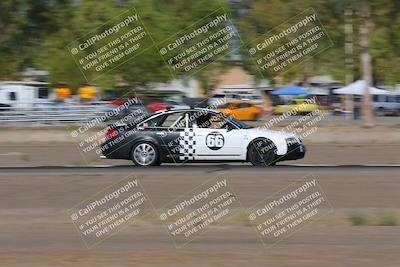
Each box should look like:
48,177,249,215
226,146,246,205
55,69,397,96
216,101,263,121
147,101,170,113
273,98,321,115
373,95,400,116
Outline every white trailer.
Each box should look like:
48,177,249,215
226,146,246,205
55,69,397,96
0,81,51,109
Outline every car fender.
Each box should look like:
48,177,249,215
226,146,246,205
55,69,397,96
242,128,289,155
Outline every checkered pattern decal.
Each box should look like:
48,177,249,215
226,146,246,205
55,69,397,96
179,128,196,160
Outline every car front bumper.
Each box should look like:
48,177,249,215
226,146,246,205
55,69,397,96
278,143,306,161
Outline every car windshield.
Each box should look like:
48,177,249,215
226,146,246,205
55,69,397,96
217,103,229,108
226,115,253,129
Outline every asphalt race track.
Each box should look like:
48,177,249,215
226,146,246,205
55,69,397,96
0,144,399,267
0,164,399,174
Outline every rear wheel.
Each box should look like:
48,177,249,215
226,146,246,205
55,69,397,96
131,142,161,166
247,139,276,166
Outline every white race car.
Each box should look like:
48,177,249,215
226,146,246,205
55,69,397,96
101,108,305,166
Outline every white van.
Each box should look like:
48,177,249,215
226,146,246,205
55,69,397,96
209,86,264,106
373,94,400,115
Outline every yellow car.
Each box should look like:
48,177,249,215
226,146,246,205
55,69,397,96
273,98,321,115
217,101,263,121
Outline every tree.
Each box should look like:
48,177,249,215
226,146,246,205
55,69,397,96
0,0,26,79
236,0,400,88
359,3,374,127
37,0,231,93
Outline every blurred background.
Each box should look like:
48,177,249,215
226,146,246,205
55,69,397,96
0,0,399,127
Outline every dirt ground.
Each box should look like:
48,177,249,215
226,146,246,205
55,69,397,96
0,168,399,266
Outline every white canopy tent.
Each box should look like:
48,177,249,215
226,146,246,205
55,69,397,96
333,80,390,95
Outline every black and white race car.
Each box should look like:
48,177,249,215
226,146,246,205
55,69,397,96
101,108,305,166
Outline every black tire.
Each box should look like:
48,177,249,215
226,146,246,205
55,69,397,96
131,142,161,166
247,139,276,166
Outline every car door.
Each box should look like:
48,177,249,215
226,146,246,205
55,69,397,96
190,111,244,160
138,111,188,161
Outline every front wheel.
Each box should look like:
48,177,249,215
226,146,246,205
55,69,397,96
247,139,276,166
131,142,161,166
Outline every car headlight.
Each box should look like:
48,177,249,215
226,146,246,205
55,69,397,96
285,137,298,145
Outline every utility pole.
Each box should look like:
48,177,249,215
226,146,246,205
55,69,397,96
359,3,374,127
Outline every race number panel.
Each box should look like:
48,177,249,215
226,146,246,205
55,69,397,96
194,128,243,159
206,132,225,150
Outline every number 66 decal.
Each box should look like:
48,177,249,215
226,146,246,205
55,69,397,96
206,132,225,150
